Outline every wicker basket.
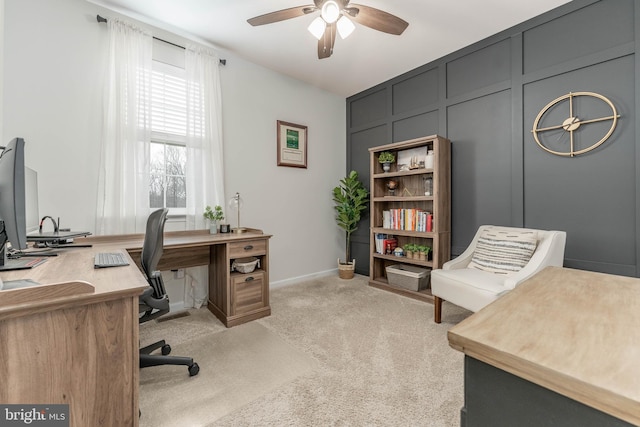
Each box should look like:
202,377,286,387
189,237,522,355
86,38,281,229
232,257,260,273
338,259,355,279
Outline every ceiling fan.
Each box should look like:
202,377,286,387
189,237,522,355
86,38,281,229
247,0,409,59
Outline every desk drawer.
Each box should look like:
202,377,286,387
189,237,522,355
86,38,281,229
229,239,266,258
128,245,210,271
231,270,266,315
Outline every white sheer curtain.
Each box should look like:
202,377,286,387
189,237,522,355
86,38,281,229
183,44,226,308
96,18,153,235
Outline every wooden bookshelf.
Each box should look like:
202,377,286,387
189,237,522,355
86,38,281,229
368,135,451,302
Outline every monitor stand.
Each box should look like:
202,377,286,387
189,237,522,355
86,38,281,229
0,225,47,271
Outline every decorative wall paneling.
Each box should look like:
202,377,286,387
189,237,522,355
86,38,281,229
347,0,640,276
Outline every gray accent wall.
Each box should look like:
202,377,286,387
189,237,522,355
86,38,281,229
346,0,640,277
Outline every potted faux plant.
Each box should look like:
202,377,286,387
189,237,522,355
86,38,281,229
418,245,431,261
404,243,417,259
203,205,224,234
332,170,369,279
378,151,395,172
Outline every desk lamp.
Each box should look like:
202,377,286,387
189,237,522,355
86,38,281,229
228,192,247,233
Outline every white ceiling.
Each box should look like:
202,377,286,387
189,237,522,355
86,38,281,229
89,0,572,98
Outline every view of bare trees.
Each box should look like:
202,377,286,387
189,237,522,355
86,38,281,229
150,142,186,208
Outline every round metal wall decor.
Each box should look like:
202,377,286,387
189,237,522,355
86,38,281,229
531,91,620,157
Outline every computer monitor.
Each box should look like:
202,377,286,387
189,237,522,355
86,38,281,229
0,138,28,268
24,166,39,234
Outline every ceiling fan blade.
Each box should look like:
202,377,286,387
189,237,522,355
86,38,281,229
348,4,409,35
317,22,337,59
247,5,316,26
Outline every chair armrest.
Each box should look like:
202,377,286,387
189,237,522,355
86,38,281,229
140,286,168,310
443,249,474,270
503,230,567,290
443,225,490,270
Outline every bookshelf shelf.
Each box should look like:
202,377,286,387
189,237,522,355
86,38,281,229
372,196,434,202
369,277,435,303
372,252,434,268
371,227,433,238
368,135,451,302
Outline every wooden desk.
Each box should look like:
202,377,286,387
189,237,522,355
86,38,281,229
0,244,147,427
0,228,271,427
448,266,640,427
97,228,272,327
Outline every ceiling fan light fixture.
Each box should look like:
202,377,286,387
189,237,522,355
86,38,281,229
308,16,326,40
321,1,340,24
337,16,355,39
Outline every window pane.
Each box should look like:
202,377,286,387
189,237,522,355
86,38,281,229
150,142,165,174
149,61,189,212
151,68,187,136
150,174,164,208
166,176,186,208
165,144,186,175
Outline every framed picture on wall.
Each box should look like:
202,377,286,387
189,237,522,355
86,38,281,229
277,120,307,168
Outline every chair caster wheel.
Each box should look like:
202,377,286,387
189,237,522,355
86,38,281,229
161,344,171,355
188,363,200,376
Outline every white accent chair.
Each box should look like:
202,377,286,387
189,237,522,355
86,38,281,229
431,225,566,323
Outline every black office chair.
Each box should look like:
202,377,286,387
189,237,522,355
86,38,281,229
139,208,199,376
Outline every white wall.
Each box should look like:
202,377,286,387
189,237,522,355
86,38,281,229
2,0,346,293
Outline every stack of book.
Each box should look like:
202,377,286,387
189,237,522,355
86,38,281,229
382,209,433,232
374,234,397,255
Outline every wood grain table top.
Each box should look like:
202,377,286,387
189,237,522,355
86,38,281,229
448,266,640,426
0,229,270,320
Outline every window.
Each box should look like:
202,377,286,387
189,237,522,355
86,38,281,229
150,141,186,208
149,60,188,212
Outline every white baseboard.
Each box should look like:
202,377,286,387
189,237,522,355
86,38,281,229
168,268,359,309
270,268,338,289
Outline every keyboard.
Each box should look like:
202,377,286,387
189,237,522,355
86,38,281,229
94,252,130,268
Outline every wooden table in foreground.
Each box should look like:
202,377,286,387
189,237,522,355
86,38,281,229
448,266,640,427
0,228,271,427
0,242,148,427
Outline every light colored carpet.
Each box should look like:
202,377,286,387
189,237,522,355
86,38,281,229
139,275,472,426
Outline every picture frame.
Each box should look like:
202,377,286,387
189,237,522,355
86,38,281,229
277,120,307,168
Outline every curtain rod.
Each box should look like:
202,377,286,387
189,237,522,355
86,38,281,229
96,15,226,65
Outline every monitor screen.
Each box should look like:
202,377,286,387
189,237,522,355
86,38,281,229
0,137,28,251
24,166,39,234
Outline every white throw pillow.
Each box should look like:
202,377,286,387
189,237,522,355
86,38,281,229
468,229,538,275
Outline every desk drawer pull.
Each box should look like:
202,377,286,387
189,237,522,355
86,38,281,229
245,276,255,282
244,245,254,251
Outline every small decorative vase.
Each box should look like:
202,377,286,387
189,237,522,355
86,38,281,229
387,179,398,195
419,252,426,261
209,221,218,234
382,162,391,172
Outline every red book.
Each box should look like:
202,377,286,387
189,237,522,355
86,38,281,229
426,214,433,232
383,238,397,254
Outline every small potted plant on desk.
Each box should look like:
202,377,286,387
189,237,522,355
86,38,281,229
378,151,396,173
204,205,224,234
